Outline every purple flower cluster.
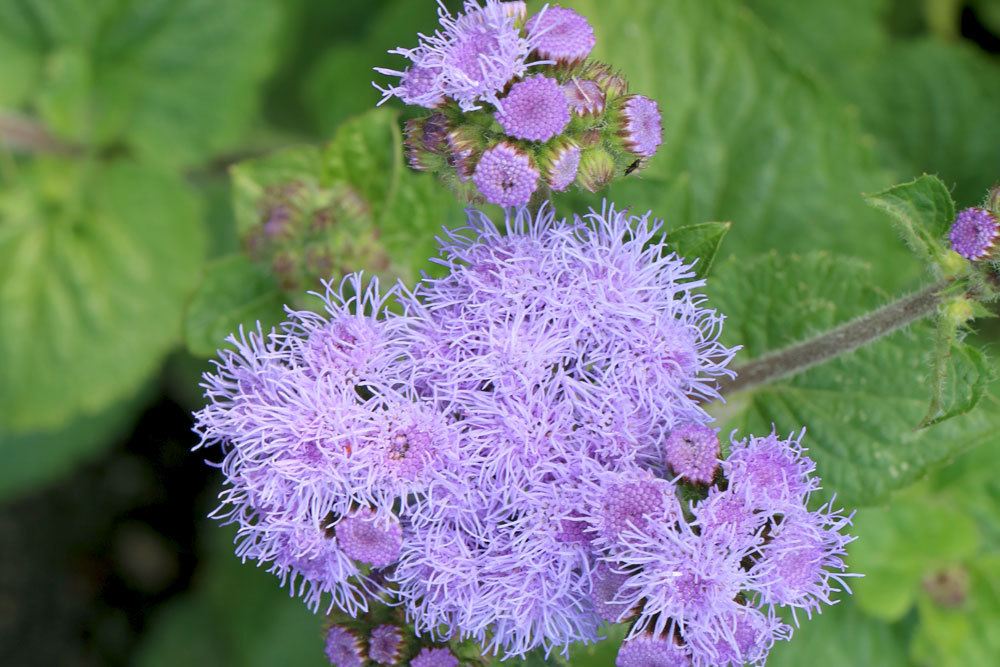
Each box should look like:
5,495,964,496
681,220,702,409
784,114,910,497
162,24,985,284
377,2,665,206
195,203,855,663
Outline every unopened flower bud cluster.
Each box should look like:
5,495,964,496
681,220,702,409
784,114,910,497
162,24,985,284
375,1,664,207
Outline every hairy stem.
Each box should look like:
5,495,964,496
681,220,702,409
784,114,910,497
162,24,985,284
719,279,952,396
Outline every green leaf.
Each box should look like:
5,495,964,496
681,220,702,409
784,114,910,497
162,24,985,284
665,221,731,278
850,494,980,621
746,2,1000,205
184,254,286,358
910,555,1000,667
865,174,956,268
0,385,151,501
709,252,1000,506
136,526,328,667
572,0,911,288
3,0,284,168
766,600,909,667
921,334,994,428
0,159,205,432
230,144,326,238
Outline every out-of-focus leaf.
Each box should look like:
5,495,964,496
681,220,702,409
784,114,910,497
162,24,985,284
0,386,151,502
184,255,286,358
747,1,1000,205
1,0,284,168
572,0,909,287
910,555,1000,667
135,526,327,667
767,600,910,666
0,159,205,432
665,221,731,278
865,174,956,268
850,494,980,621
709,252,1000,506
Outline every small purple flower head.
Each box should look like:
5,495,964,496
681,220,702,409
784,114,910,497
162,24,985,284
335,508,404,569
398,65,446,108
616,634,691,667
588,468,680,547
563,78,606,116
665,423,720,484
375,1,541,112
722,431,819,505
541,140,582,192
325,625,365,667
685,606,789,667
368,624,404,665
411,647,459,667
692,485,770,551
495,75,571,142
949,207,998,261
616,521,749,640
619,95,663,158
472,142,540,206
526,5,597,65
750,503,857,620
591,562,634,623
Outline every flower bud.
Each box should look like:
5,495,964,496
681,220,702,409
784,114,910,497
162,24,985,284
447,124,485,182
583,61,629,98
576,148,616,192
525,6,596,65
538,138,581,192
562,78,605,116
944,296,976,327
324,625,365,667
948,207,998,261
368,624,405,666
989,184,1000,215
472,141,540,206
616,94,663,159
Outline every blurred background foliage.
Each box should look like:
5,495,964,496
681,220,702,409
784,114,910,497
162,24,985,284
0,0,998,665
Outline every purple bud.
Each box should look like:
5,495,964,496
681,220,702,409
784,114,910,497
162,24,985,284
616,633,691,667
368,624,405,665
495,75,571,142
540,139,582,192
472,142,540,206
664,423,720,484
325,626,365,667
411,647,459,667
592,469,679,545
949,207,998,261
335,508,403,569
620,95,663,158
563,78,606,116
526,5,597,64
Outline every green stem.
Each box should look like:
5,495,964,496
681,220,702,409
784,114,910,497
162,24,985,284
719,279,952,396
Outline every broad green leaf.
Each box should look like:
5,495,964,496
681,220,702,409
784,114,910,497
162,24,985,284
746,2,1000,205
709,252,1000,506
2,0,284,168
865,175,956,268
0,385,151,501
665,221,731,278
850,494,980,620
572,0,910,288
0,159,205,432
767,600,909,667
920,334,993,428
184,255,286,358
